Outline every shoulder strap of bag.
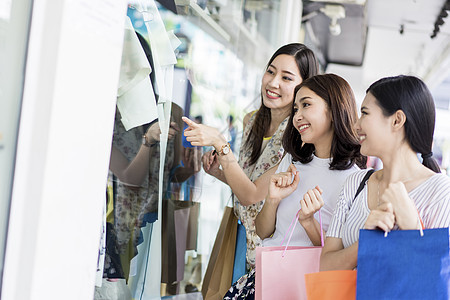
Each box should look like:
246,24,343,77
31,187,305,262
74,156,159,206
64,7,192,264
353,169,375,202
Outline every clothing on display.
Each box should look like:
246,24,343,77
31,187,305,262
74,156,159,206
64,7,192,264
117,17,157,131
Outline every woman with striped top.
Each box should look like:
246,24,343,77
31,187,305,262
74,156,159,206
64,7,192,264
321,75,450,271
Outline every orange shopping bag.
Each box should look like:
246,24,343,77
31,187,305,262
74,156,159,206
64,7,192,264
304,270,356,300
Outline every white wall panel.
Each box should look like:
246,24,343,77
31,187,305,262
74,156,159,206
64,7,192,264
2,1,127,299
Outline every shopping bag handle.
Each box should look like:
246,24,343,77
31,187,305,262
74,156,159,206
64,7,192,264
280,208,324,257
384,210,424,237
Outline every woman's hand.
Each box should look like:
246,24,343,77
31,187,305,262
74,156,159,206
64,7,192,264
144,122,161,144
364,202,395,232
183,147,202,173
168,121,180,140
380,182,421,230
202,150,221,177
182,117,227,149
298,186,324,224
144,121,179,144
267,164,299,205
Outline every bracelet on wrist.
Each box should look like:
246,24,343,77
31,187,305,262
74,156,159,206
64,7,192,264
142,135,155,148
213,142,231,156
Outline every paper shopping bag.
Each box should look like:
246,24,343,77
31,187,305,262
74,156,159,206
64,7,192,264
186,201,200,251
255,209,324,300
304,270,356,300
255,246,322,300
201,206,237,300
161,199,193,284
356,228,450,300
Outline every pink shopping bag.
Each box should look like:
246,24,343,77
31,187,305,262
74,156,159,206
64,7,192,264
255,210,323,300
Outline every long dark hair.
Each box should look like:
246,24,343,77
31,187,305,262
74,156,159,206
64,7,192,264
283,74,367,170
244,43,319,166
367,75,440,173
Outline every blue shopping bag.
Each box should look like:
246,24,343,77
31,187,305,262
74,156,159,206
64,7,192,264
356,228,450,300
232,220,247,284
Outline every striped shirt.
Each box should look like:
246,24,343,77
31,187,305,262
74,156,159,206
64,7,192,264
327,169,450,248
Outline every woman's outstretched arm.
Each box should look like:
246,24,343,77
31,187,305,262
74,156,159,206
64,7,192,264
182,115,279,206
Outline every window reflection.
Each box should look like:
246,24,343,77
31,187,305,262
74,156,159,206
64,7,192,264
96,2,269,298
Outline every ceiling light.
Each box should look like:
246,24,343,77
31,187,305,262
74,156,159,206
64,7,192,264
329,18,342,35
431,1,449,39
320,4,346,36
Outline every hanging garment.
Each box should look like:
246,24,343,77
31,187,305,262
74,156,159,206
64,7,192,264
116,16,157,131
112,108,174,278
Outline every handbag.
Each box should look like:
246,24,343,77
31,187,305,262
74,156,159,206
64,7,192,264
255,209,324,300
304,270,356,300
201,206,238,300
356,227,450,300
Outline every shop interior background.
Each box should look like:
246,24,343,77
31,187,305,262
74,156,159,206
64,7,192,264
0,0,449,299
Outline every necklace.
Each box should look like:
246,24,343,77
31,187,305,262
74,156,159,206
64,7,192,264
377,172,383,208
377,180,380,207
377,172,415,207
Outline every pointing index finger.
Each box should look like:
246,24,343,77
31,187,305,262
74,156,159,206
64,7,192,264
182,116,198,128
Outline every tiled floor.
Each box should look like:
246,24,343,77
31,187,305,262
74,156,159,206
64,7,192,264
162,292,202,300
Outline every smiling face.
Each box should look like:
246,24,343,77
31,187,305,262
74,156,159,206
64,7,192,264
293,87,334,152
356,92,393,157
261,54,303,113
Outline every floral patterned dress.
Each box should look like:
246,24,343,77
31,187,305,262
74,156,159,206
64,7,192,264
224,113,288,299
234,112,288,270
112,110,174,277
224,269,257,300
